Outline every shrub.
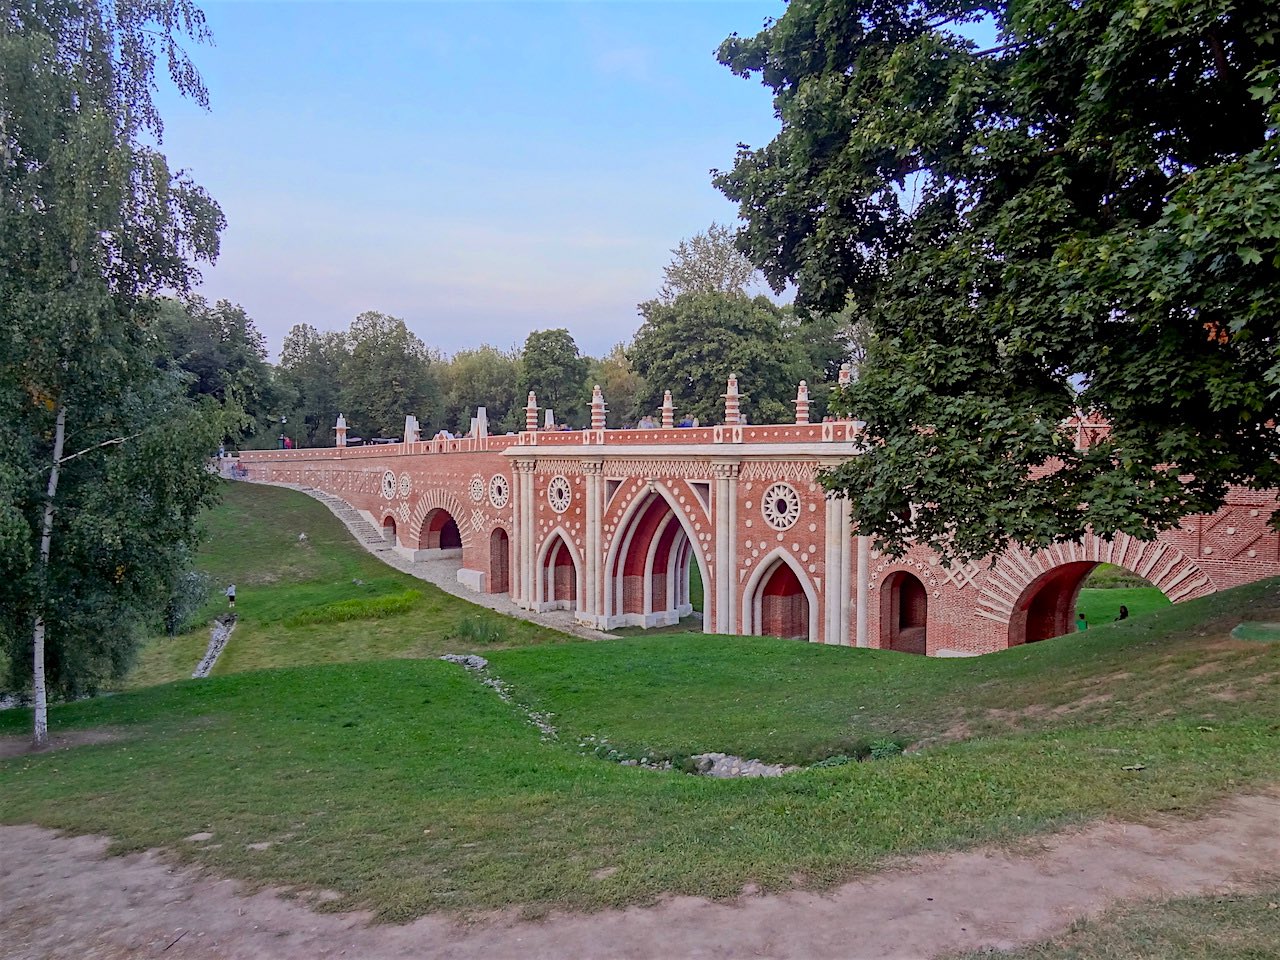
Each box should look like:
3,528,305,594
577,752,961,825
869,738,904,760
164,569,213,637
283,590,421,627
451,615,507,645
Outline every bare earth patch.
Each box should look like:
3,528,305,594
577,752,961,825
0,727,127,759
1,791,1276,959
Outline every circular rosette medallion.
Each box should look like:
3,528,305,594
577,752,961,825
381,470,397,500
398,473,412,498
468,475,485,503
489,474,510,509
547,475,571,514
762,482,800,531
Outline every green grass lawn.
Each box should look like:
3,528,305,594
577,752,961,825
126,482,568,687
3,580,1279,919
952,884,1280,960
3,481,1277,924
1076,586,1171,627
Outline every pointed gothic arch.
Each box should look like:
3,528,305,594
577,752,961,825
741,548,819,643
602,482,711,630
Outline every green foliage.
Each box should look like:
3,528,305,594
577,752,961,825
0,0,227,700
282,589,422,628
152,296,279,443
587,344,647,428
630,292,802,424
440,345,523,435
658,222,759,302
869,738,904,760
519,328,589,426
278,323,350,447
164,568,213,638
716,0,1280,561
450,615,508,645
339,311,440,440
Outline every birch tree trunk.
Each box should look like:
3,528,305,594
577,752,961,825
32,405,66,749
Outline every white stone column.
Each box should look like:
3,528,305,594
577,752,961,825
824,495,842,644
582,460,603,626
713,465,731,634
510,466,522,604
855,533,870,647
837,497,853,645
517,459,537,609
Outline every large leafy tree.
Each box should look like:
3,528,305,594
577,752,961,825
154,296,278,441
716,0,1280,561
518,328,589,426
630,292,799,425
1,0,225,743
441,345,522,435
278,323,349,447
658,222,759,303
340,311,439,439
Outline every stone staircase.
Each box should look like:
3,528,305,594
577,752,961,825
300,487,394,554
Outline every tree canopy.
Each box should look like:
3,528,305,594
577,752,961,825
658,222,759,303
716,0,1280,561
1,0,225,733
340,311,439,440
519,329,589,426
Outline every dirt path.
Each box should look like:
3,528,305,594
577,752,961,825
2,791,1276,960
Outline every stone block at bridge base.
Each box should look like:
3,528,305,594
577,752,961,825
456,568,486,592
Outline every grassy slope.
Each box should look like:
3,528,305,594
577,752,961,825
127,483,566,687
2,482,1276,921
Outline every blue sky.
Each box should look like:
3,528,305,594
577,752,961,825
156,1,788,360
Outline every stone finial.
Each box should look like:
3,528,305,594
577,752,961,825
590,384,607,430
475,406,489,440
838,362,853,387
722,374,741,425
794,380,810,425
661,390,675,429
544,407,555,430
404,414,420,444
335,413,348,447
525,392,538,433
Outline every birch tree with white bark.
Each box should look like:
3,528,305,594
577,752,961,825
0,0,225,746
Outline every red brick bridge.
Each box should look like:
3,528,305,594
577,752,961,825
239,378,1280,655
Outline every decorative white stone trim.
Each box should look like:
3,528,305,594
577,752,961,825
468,475,485,503
547,475,572,513
381,470,397,500
761,483,801,531
489,474,510,509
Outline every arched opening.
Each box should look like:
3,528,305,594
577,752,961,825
605,490,706,629
541,534,579,612
489,528,511,595
381,515,397,545
742,553,817,642
419,508,463,556
882,571,927,654
758,561,809,640
1009,561,1172,646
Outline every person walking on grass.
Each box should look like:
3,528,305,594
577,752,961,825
225,583,236,610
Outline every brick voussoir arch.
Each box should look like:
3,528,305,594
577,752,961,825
977,532,1216,627
601,479,713,619
741,546,820,644
408,487,474,551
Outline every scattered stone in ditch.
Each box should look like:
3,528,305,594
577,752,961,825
441,654,556,739
184,832,214,843
246,841,273,851
439,653,488,671
192,615,238,679
690,753,800,778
